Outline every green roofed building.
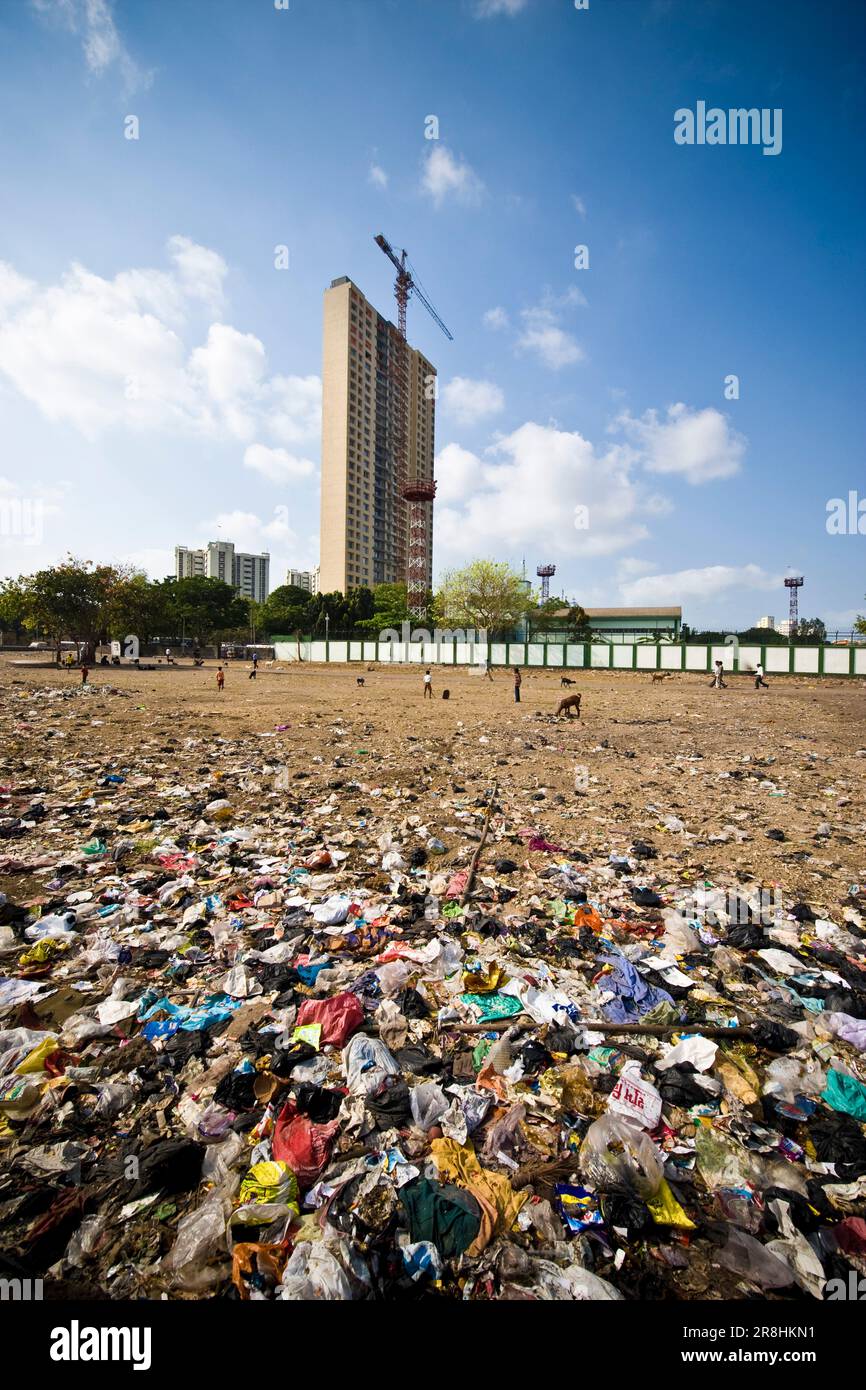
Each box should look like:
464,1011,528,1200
530,606,683,645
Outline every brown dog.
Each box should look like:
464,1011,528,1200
555,693,582,718
651,671,670,684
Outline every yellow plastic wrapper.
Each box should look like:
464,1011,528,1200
18,939,69,967
647,1178,696,1229
539,1063,602,1115
16,1036,60,1074
237,1160,299,1211
461,964,507,994
291,1023,322,1050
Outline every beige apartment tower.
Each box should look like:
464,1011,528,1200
319,276,436,594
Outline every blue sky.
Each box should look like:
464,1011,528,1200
0,0,863,629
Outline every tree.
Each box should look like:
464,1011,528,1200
8,558,130,661
107,572,173,647
355,583,411,636
437,560,533,635
795,617,826,643
855,599,866,639
162,576,249,646
258,584,315,637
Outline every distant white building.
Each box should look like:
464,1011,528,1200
287,567,320,595
777,619,793,637
175,541,270,603
755,615,776,629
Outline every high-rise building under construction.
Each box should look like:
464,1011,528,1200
318,276,436,595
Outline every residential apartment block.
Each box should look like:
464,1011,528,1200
318,276,436,594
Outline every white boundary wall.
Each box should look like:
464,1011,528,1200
273,639,866,678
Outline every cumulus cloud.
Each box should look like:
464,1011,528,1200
194,508,304,584
516,306,584,369
243,443,316,484
434,443,486,507
619,563,780,606
571,193,587,217
31,0,153,94
0,238,321,453
483,306,509,331
368,164,389,189
440,376,504,426
434,420,651,562
421,146,484,208
616,403,746,484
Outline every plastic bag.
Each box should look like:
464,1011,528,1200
409,1081,449,1131
279,1242,354,1301
715,1227,794,1289
295,992,364,1047
578,1115,663,1199
165,1197,230,1288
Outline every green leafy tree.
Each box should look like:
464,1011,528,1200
7,557,130,661
795,617,827,643
107,572,173,647
355,582,411,636
162,576,249,646
437,560,534,635
855,598,866,639
258,584,315,637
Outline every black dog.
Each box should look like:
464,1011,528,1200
560,676,577,687
356,677,365,686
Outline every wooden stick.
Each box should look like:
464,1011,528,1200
574,1020,755,1040
459,782,498,905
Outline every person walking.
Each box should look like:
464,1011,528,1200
80,663,89,686
709,659,727,689
513,666,522,703
423,668,433,699
249,652,259,681
755,661,769,690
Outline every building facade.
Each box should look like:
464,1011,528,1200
174,541,270,603
530,606,683,644
319,276,436,594
755,615,776,630
286,567,320,595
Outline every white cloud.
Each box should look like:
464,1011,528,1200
435,443,485,506
243,443,315,484
616,556,657,581
434,420,651,563
0,239,321,451
474,0,529,15
440,376,504,425
620,564,780,606
421,146,484,208
483,306,509,331
516,307,584,369
616,403,746,484
196,508,305,583
31,0,153,94
368,164,389,189
571,193,587,218
122,547,175,581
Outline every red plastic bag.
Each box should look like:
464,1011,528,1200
296,992,364,1047
272,1101,341,1185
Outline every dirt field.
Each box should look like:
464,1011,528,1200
3,657,865,912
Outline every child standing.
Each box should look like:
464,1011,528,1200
216,665,225,692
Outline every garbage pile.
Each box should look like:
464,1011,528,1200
2,689,866,1300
